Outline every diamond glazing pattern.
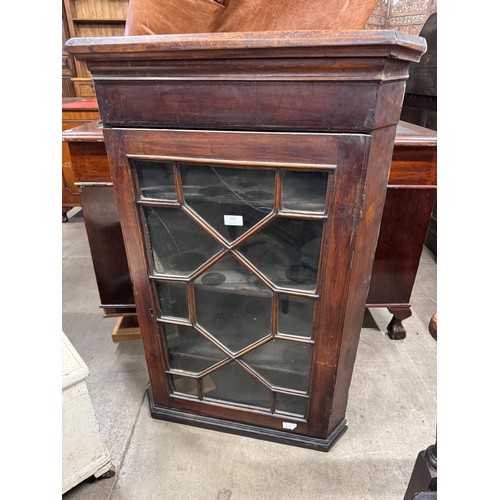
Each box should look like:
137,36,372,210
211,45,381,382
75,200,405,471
135,160,330,416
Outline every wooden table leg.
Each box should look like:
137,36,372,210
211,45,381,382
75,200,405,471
387,306,412,340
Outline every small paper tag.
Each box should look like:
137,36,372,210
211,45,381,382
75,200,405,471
282,422,297,430
224,215,243,226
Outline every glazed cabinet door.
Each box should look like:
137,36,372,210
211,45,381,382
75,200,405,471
105,127,370,440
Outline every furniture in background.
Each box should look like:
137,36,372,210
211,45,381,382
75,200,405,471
62,8,76,97
66,30,425,450
62,110,136,336
366,121,437,339
62,98,100,221
62,332,113,493
365,0,436,35
63,117,436,340
62,0,129,97
400,13,437,131
400,13,437,256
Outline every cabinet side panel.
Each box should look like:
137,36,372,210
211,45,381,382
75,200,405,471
79,186,135,309
328,125,397,432
307,135,371,437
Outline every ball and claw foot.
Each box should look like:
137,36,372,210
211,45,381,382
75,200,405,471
387,307,412,340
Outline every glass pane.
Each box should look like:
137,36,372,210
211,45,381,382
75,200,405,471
143,206,222,276
155,281,189,319
242,339,312,392
282,171,328,212
162,323,227,374
194,255,272,353
203,362,271,410
171,374,198,397
134,160,177,200
275,393,308,417
278,295,315,338
238,218,323,291
181,164,275,241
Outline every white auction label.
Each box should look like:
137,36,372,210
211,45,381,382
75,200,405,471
282,422,297,430
224,215,243,226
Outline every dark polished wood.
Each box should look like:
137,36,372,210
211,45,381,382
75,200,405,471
367,189,436,303
366,120,437,339
147,386,348,451
62,118,135,317
66,30,423,134
79,186,135,315
66,30,426,449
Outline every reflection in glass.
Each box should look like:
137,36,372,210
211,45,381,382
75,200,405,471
143,206,221,276
278,295,315,338
171,374,198,397
162,323,227,374
203,362,271,410
135,160,177,200
275,392,308,417
155,281,189,319
282,170,328,212
238,218,323,291
181,164,275,241
242,339,311,392
194,255,272,353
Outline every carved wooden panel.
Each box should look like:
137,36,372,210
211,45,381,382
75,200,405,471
365,0,437,34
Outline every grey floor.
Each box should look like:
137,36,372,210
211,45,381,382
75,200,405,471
62,207,437,500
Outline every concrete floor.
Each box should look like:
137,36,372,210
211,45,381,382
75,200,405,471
62,207,437,500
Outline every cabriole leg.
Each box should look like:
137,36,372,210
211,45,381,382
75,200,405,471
387,306,412,340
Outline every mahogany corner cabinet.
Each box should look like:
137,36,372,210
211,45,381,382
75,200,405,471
66,30,426,451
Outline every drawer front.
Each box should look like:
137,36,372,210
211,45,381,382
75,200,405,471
389,145,437,186
95,79,405,133
69,142,112,183
62,111,100,123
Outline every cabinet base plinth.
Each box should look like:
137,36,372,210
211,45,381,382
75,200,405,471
146,386,347,452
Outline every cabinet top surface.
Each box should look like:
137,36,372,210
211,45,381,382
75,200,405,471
394,121,437,146
62,119,104,142
65,29,426,63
